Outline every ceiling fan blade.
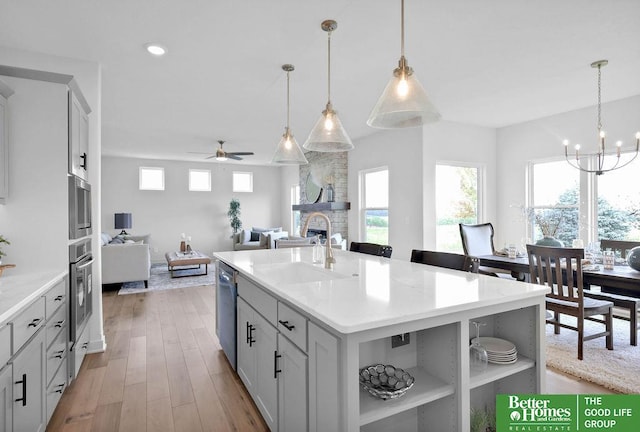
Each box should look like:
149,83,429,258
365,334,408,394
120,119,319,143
227,154,243,160
205,155,217,159
188,151,215,155
227,152,254,156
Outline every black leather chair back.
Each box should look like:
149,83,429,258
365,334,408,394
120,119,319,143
349,242,393,258
410,249,480,273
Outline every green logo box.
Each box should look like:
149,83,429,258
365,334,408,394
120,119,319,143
496,394,640,431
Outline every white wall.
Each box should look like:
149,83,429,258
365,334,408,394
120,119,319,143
496,95,640,247
348,127,423,261
423,120,498,249
0,46,103,350
101,156,285,260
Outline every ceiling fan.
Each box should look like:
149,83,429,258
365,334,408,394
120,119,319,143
190,140,254,161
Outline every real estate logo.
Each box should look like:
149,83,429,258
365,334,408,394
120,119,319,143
496,394,640,431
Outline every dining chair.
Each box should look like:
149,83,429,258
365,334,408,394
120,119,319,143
526,244,614,360
349,242,393,258
599,239,640,260
459,223,524,280
410,249,480,273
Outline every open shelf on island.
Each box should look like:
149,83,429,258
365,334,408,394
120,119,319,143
292,202,350,212
469,355,535,389
359,366,455,426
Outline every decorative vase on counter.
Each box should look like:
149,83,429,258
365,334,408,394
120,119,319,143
535,236,564,247
325,183,335,202
627,246,640,271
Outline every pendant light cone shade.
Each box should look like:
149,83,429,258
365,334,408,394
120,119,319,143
272,64,308,164
367,0,441,128
303,20,353,152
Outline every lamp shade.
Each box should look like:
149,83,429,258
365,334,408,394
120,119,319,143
272,129,308,164
114,213,132,230
367,65,441,128
303,103,354,152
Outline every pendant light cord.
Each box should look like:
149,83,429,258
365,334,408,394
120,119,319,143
286,69,291,130
400,0,405,58
597,63,602,133
327,29,332,104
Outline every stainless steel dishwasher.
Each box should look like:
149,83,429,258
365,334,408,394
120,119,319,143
216,260,237,370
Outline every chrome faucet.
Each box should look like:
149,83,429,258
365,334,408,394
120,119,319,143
301,211,335,269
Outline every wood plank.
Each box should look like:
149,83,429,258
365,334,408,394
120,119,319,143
98,358,127,406
118,382,146,432
108,330,131,360
147,397,175,432
212,370,268,431
165,353,194,407
125,336,147,386
172,403,203,432
65,365,107,423
90,402,122,432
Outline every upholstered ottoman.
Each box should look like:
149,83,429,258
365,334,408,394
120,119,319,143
164,251,211,278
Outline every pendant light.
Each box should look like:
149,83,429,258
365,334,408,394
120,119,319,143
563,60,640,175
367,0,441,128
303,19,353,152
272,64,308,164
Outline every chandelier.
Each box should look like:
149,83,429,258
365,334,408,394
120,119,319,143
563,60,639,175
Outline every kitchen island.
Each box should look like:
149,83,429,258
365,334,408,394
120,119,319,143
214,248,549,432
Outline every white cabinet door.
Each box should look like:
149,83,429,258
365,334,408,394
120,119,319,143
12,330,46,432
253,311,278,431
237,297,257,391
0,364,12,432
277,334,308,432
308,322,340,432
68,90,89,180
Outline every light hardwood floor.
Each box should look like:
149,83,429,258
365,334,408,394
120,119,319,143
47,284,614,431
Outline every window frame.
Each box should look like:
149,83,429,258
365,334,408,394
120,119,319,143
359,166,389,243
188,168,211,192
232,171,253,193
139,166,165,191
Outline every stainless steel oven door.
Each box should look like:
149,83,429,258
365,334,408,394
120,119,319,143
70,254,93,343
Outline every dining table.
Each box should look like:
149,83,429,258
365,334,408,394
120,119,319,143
477,253,640,297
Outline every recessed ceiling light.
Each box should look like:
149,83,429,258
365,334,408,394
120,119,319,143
145,43,167,56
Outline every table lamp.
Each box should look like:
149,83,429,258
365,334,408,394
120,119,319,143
114,213,132,235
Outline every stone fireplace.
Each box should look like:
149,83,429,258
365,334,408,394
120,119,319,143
296,151,349,242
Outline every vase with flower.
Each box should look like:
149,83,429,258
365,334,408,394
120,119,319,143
533,211,564,247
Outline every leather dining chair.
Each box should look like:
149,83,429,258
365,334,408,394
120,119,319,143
526,244,613,360
410,249,480,273
349,242,393,258
459,222,523,280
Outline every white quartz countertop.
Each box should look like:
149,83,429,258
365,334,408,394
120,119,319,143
214,248,549,334
0,270,67,324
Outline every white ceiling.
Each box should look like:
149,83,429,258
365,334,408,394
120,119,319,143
2,0,639,165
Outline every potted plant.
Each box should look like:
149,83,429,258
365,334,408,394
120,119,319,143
470,407,496,432
227,198,242,237
0,235,9,264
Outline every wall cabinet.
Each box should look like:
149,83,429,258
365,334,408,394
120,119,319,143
68,89,89,180
237,278,309,432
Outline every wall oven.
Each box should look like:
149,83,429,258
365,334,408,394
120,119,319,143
68,174,92,239
69,238,93,347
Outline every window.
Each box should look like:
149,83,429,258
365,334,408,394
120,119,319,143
291,184,301,236
360,168,389,244
189,169,211,191
528,160,579,246
233,171,253,193
139,167,164,190
596,154,640,241
435,164,481,252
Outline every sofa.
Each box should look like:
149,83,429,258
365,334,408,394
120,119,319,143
275,233,347,249
101,233,151,287
232,227,289,251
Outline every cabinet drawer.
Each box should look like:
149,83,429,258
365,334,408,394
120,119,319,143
46,303,67,349
238,276,277,326
45,278,66,319
46,357,68,423
0,324,10,365
278,302,308,351
11,297,45,354
46,326,68,386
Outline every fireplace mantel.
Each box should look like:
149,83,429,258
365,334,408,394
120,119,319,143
292,202,350,212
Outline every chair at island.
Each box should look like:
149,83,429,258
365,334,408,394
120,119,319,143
349,241,392,258
410,249,480,273
526,244,613,360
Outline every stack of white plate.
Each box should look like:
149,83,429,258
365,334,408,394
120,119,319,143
470,336,518,365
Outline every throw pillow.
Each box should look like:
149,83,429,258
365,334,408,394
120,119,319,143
109,237,125,244
100,232,112,246
250,231,261,242
241,229,252,244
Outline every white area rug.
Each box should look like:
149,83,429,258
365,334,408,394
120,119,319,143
118,263,215,295
545,315,640,394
